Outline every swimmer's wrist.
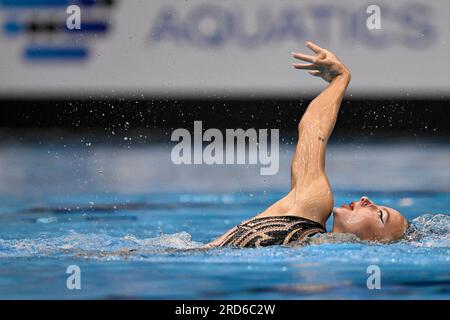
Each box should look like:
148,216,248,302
341,69,351,80
335,68,351,83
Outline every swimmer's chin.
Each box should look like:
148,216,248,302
332,206,351,216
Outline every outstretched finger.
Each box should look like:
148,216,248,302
291,52,316,63
306,41,325,54
292,63,317,70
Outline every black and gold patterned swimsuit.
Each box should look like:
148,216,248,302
216,215,326,248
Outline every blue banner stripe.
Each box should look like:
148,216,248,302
24,46,88,60
0,0,69,7
0,0,113,7
3,21,109,34
4,22,22,34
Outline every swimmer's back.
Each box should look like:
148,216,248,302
209,215,326,248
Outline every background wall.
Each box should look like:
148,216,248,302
1,0,449,98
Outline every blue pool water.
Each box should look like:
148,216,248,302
0,142,448,299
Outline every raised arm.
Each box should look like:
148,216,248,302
291,42,351,183
288,42,351,224
206,43,351,247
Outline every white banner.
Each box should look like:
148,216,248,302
0,0,449,98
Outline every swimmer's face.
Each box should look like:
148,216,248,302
332,196,407,242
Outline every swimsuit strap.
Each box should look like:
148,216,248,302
217,215,326,248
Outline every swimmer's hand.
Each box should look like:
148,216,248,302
292,42,350,82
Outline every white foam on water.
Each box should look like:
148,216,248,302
123,231,203,249
404,213,450,247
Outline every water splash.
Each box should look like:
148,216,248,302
123,231,202,249
402,213,450,247
0,231,202,259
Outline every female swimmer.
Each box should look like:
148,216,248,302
206,42,408,248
